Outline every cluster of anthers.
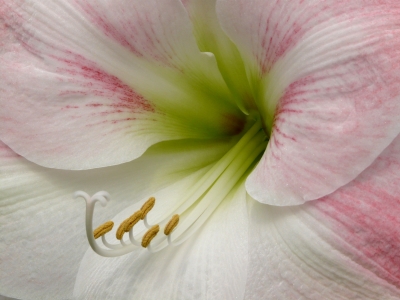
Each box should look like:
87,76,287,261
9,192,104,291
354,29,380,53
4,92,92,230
74,191,180,257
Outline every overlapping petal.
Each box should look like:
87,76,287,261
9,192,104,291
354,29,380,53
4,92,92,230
217,0,400,205
0,0,243,169
0,138,234,300
245,134,400,299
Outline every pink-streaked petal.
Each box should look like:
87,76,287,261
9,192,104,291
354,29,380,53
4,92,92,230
217,0,400,204
0,49,163,170
0,0,241,169
70,0,241,128
0,138,234,300
308,135,400,290
74,181,248,300
245,135,400,299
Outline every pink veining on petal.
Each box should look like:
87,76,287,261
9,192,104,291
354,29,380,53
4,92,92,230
308,137,400,288
0,0,178,169
73,1,177,68
247,14,400,204
54,52,154,116
220,0,400,75
255,0,329,74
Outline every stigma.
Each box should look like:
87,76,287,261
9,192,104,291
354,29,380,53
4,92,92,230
74,118,267,257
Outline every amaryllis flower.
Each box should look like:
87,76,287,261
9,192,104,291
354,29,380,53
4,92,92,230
1,0,400,299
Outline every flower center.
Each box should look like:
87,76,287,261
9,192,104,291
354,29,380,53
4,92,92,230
75,117,267,257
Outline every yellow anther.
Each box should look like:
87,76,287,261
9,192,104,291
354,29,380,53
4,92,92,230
124,210,143,232
140,197,155,220
141,225,159,248
164,214,180,235
116,220,128,240
93,221,114,239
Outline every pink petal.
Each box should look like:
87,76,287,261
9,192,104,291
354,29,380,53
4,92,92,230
309,134,400,289
0,0,240,169
245,135,400,299
217,0,400,204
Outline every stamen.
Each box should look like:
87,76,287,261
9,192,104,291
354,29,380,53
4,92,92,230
129,229,142,247
101,235,122,249
164,214,179,235
124,210,143,232
160,119,263,221
141,225,159,248
116,220,128,240
93,221,114,239
164,136,267,250
140,197,155,220
120,237,128,247
77,118,268,257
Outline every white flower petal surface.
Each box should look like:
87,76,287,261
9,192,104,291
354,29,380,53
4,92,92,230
74,183,248,300
244,135,400,299
217,0,400,205
0,0,242,169
0,138,233,300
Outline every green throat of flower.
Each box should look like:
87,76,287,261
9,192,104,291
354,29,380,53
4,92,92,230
75,118,268,256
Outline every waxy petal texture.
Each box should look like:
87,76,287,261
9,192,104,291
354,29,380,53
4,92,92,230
245,134,400,299
217,0,400,205
74,181,248,300
0,0,241,169
0,138,234,300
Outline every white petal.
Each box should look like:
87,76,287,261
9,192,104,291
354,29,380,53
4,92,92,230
74,183,248,300
0,138,233,300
